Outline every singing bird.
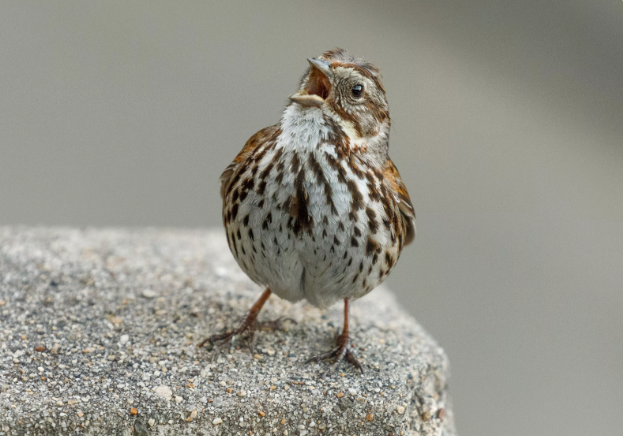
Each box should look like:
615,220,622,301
199,48,416,373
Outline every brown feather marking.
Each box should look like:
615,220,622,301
382,158,416,246
308,154,338,215
365,207,379,234
346,179,364,215
289,166,313,235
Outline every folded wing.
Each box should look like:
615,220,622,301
383,158,416,246
219,125,280,201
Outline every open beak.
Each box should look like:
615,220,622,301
289,58,333,107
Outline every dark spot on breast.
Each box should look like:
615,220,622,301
243,214,250,227
252,144,270,164
354,227,362,237
241,177,254,195
364,171,375,184
281,197,292,213
333,235,340,246
276,158,285,171
308,154,338,215
248,229,254,240
366,237,376,256
262,212,272,230
351,237,359,247
346,180,364,214
290,153,300,174
290,169,313,236
369,190,381,202
348,157,365,179
259,161,275,181
275,171,284,184
324,152,348,183
368,182,381,202
366,208,378,234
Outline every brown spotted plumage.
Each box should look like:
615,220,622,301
201,48,416,375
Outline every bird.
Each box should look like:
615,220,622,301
199,48,416,373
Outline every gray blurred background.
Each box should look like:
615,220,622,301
1,1,622,435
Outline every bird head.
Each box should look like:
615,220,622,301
289,48,390,141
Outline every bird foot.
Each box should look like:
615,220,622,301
305,331,363,377
197,315,295,354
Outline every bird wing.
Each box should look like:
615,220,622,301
383,158,416,245
219,162,238,200
219,124,280,200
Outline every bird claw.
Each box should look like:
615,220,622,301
197,315,294,355
305,331,363,377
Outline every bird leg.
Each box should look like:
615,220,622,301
197,289,295,353
306,298,363,376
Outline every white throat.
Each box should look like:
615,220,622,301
279,104,335,152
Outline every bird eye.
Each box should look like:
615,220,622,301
351,84,364,98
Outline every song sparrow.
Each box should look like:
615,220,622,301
199,48,416,374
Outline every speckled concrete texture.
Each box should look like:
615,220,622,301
0,228,455,436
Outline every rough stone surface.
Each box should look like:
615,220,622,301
0,227,456,436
